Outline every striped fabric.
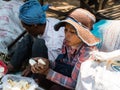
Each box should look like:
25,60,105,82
46,43,98,89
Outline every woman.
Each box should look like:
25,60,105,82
30,10,100,90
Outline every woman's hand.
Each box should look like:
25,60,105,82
31,57,50,75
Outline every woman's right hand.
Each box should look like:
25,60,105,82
31,57,50,75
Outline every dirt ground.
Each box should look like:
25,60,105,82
46,0,80,9
45,0,80,18
45,0,120,18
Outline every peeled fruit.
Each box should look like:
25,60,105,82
29,59,36,66
38,59,46,65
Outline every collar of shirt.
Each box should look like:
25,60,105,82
67,43,84,56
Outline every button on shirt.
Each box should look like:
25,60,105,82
38,18,65,61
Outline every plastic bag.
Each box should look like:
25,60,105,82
1,74,44,90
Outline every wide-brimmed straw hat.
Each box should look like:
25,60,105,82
55,17,100,46
68,8,96,30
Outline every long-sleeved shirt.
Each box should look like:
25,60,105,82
46,43,98,89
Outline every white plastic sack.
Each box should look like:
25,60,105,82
76,50,120,90
0,0,25,54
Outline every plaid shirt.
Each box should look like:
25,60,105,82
46,43,98,89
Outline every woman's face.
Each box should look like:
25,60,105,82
65,23,82,47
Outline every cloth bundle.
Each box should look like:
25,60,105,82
92,20,120,52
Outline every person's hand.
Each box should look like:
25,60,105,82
22,65,32,76
31,57,50,75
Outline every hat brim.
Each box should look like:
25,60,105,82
55,19,100,46
54,21,66,31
